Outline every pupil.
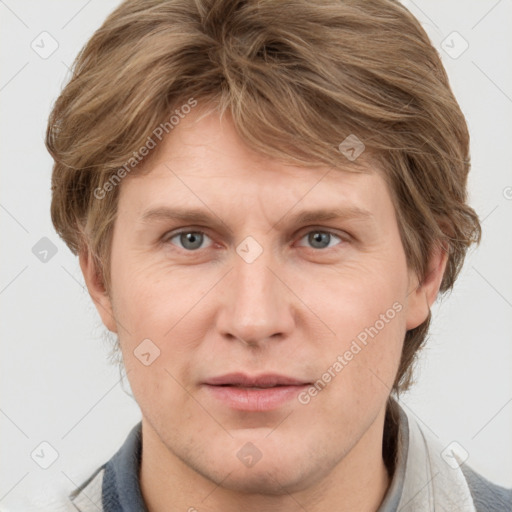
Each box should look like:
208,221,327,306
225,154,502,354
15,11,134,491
310,232,329,248
182,232,202,250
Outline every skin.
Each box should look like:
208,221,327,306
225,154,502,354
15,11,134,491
80,107,447,512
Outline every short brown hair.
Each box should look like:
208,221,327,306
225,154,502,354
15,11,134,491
46,0,481,395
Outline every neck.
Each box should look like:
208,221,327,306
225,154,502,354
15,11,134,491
140,403,393,512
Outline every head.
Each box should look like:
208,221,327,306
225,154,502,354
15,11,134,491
46,0,481,495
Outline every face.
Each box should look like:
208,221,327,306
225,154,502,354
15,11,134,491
83,108,442,495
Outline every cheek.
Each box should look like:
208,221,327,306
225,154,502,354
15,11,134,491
110,251,201,336
300,259,408,402
315,297,405,395
303,294,406,441
306,257,408,338
109,259,208,403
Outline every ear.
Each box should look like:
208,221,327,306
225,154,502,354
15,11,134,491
79,247,118,333
405,242,449,330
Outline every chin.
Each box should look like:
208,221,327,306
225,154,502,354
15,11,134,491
213,464,310,496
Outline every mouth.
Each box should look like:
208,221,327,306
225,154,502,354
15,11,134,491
203,372,310,387
202,373,312,411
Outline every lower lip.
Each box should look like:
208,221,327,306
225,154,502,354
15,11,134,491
203,384,309,411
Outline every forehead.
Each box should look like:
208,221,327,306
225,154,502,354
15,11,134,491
118,108,393,220
140,107,376,171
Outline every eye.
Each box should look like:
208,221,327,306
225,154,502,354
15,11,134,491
162,228,345,253
164,230,212,251
296,230,344,250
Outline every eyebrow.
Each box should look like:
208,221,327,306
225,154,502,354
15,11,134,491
139,205,374,232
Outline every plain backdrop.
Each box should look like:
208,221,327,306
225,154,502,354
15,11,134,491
1,0,511,509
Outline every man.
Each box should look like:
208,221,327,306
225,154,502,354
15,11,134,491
46,0,512,510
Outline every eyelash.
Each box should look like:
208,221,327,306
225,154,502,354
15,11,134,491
162,228,347,253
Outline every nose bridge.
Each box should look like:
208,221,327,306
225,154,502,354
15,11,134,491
217,239,293,345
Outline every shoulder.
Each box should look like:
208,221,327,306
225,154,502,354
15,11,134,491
7,465,106,512
68,464,106,511
391,398,512,512
460,463,512,512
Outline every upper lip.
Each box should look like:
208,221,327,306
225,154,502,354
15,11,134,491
203,373,310,388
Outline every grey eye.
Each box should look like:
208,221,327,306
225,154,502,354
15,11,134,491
300,231,342,250
308,232,330,249
170,231,210,251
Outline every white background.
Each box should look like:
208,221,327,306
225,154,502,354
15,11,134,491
1,0,511,509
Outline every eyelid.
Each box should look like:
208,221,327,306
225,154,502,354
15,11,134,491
294,225,349,240
161,227,215,247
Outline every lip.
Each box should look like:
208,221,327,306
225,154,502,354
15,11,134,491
203,372,309,387
202,373,311,412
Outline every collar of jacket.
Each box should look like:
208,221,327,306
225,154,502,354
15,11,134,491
382,397,477,512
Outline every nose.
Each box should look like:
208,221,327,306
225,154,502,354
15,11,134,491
215,244,295,347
